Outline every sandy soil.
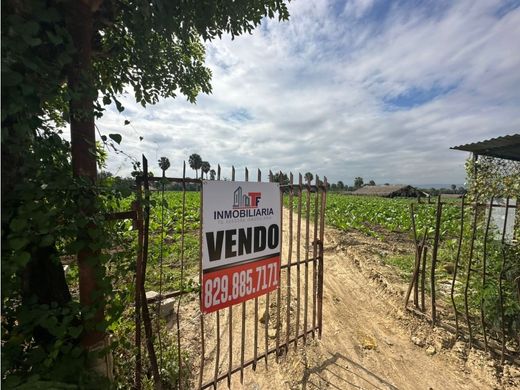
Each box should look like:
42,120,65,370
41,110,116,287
178,209,520,389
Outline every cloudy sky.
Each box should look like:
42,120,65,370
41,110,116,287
98,0,520,186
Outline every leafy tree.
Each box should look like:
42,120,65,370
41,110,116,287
304,172,313,183
2,0,289,386
188,153,203,179
158,157,171,175
201,161,211,179
337,181,344,190
368,180,376,186
209,169,216,180
273,172,289,185
354,177,364,189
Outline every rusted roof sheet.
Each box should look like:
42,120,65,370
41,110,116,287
352,185,407,196
351,185,427,197
451,134,520,161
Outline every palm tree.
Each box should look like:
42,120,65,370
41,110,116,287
209,169,216,180
158,157,170,177
304,172,313,183
188,153,202,178
201,161,210,179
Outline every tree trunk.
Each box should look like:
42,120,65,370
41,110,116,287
67,0,104,349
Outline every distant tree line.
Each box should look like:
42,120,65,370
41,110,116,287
99,152,219,192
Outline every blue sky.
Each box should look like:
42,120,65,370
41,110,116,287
98,0,520,186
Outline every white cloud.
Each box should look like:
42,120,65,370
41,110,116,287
98,0,520,186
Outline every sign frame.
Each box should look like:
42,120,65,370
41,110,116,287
200,180,281,313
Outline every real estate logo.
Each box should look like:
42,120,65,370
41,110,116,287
233,186,262,209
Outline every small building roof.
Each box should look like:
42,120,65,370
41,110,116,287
451,134,520,161
352,184,421,197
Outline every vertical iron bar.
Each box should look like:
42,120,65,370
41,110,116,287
405,203,420,308
285,173,294,353
213,312,220,390
227,167,235,387
198,182,205,390
420,240,427,311
141,156,162,389
253,169,261,370
312,175,319,337
414,245,421,309
176,162,187,390
240,168,248,383
294,173,303,350
317,177,327,337
499,197,510,364
430,196,443,324
275,171,283,361
303,175,311,344
450,194,465,337
480,197,494,352
135,182,143,390
265,170,273,367
157,167,166,372
465,197,479,347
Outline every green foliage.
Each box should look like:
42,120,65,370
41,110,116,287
145,191,201,293
3,0,290,386
322,194,460,239
273,172,289,185
466,156,520,201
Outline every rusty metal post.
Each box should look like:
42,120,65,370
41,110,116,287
498,197,511,364
480,198,494,352
253,169,262,370
312,175,319,337
450,194,465,337
294,173,302,350
464,197,479,347
285,173,294,353
240,168,248,382
303,175,311,344
135,182,144,390
430,196,443,323
275,171,283,360
140,156,162,389
405,204,421,308
198,175,205,390
317,177,327,337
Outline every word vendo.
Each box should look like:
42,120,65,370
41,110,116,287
205,225,279,262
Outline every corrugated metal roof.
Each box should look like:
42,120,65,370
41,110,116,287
451,134,520,161
352,185,421,196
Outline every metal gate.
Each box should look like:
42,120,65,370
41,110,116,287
134,156,328,389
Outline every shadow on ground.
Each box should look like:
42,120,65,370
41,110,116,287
300,351,399,390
